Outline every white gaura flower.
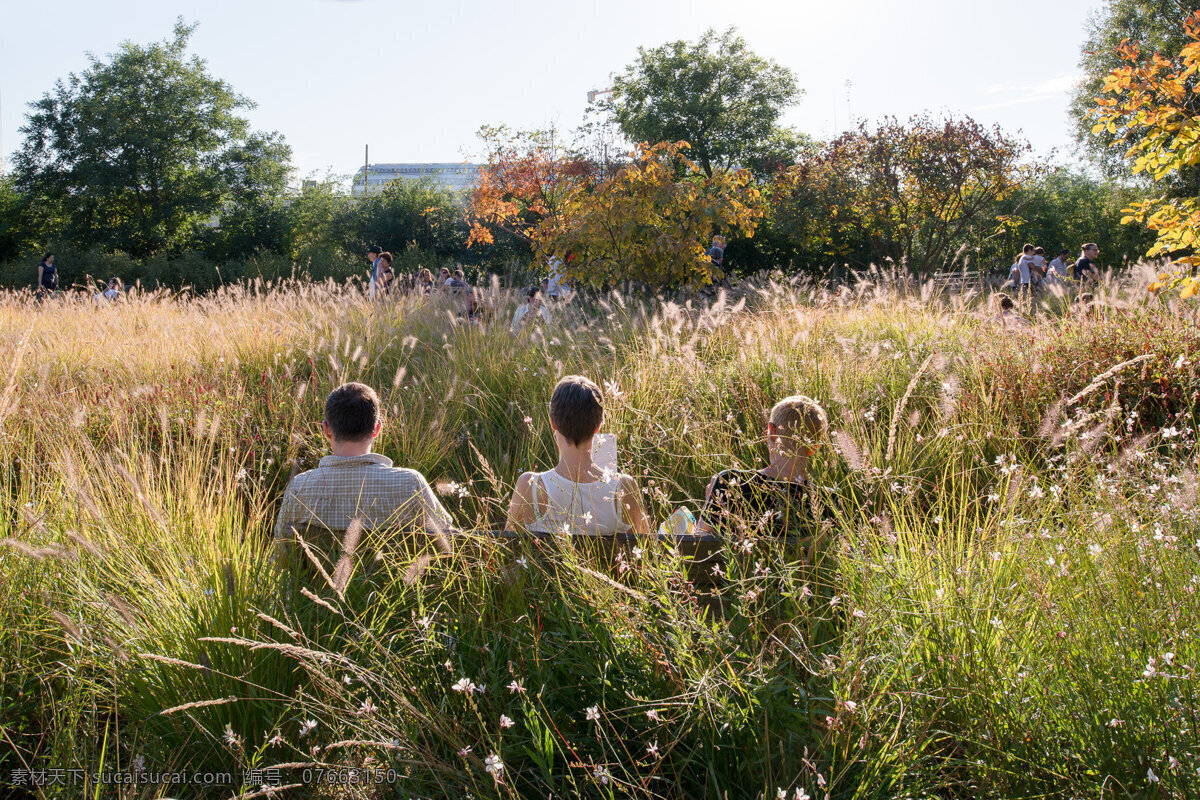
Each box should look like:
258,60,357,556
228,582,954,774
298,719,317,738
507,679,525,694
499,715,515,729
586,705,601,722
485,754,504,778
604,380,624,401
452,677,478,694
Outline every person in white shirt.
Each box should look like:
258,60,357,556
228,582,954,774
505,375,650,537
94,277,122,302
1016,243,1036,290
545,256,565,299
1048,249,1071,281
511,287,550,330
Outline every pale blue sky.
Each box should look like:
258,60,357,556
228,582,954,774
1,0,1101,184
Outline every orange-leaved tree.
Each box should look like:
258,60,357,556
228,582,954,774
465,126,593,250
1093,9,1200,298
532,141,766,290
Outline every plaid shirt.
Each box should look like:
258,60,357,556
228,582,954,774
273,453,455,540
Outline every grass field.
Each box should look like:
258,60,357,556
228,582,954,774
0,270,1197,799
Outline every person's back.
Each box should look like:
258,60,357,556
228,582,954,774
701,468,814,538
697,395,828,539
526,466,632,536
274,383,455,553
506,375,649,537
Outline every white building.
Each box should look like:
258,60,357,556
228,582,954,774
352,163,483,195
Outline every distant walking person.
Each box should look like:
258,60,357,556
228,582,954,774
1015,244,1035,292
1074,243,1100,286
376,252,395,297
367,246,384,299
36,253,58,298
706,236,725,276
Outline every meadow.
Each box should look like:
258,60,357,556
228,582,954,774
0,271,1197,799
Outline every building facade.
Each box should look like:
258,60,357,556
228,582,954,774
352,163,483,195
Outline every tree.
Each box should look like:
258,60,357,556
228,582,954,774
1071,0,1200,181
771,115,1035,274
14,20,291,256
1093,9,1200,295
533,141,766,289
465,125,593,252
609,28,803,177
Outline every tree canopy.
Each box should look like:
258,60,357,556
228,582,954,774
1071,0,1200,181
534,141,766,289
14,19,291,257
609,27,804,177
772,115,1035,274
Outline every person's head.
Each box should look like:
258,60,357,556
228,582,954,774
322,382,382,448
527,286,543,307
1034,246,1044,256
1082,243,1099,258
418,268,433,283
766,395,828,462
549,375,604,449
996,293,1015,312
440,267,451,279
1023,243,1035,255
1059,249,1070,259
42,253,54,266
107,277,122,290
379,252,393,267
453,269,465,281
367,246,382,262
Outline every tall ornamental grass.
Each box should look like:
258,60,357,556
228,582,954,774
0,269,1196,799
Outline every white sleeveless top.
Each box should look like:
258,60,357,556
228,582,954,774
528,468,631,536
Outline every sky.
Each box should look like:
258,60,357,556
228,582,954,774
0,0,1102,185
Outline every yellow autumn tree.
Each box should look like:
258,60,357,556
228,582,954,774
532,141,766,290
1093,9,1200,298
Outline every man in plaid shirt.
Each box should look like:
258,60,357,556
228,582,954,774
274,382,456,559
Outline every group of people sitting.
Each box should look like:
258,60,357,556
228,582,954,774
1005,243,1100,292
273,378,828,564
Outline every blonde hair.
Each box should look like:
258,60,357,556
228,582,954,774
768,395,827,450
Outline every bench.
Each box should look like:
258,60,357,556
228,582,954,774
275,525,753,591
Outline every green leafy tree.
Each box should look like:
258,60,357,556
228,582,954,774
609,27,804,177
14,19,291,257
1071,0,1200,181
773,115,1036,274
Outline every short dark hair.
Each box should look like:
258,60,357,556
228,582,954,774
1022,243,1034,254
367,246,382,256
549,375,604,447
42,252,54,263
453,269,465,279
998,294,1015,311
527,286,541,299
379,252,393,265
1059,249,1070,257
1034,246,1044,255
324,382,380,442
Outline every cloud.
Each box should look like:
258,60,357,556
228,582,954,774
977,74,1082,110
